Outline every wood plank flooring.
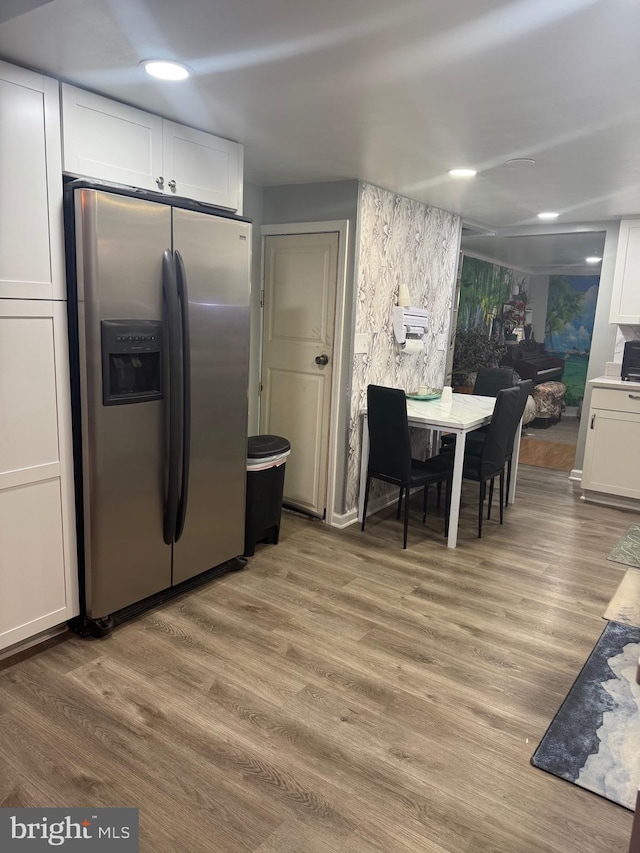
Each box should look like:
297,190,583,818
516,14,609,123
0,466,635,852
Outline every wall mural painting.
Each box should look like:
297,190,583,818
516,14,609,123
458,256,526,335
545,275,599,407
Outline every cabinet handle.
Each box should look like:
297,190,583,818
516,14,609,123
156,176,164,189
168,180,177,192
629,394,640,400
590,414,596,429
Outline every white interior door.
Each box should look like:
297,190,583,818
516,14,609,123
260,232,338,517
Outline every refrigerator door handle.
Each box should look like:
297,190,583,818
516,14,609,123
175,249,192,542
162,249,182,545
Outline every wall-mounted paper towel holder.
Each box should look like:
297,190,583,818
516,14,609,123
393,306,428,352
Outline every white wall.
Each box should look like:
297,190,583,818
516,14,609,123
243,181,264,435
574,222,621,472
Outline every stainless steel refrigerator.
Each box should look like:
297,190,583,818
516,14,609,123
65,180,250,636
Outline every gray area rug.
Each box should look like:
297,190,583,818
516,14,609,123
608,524,640,569
531,621,640,810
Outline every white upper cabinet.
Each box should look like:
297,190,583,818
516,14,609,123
162,121,243,211
610,219,640,324
61,84,243,211
61,85,163,191
0,62,64,300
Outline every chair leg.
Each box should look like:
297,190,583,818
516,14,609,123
423,484,428,523
397,485,403,519
499,470,505,525
505,459,512,507
487,478,494,520
361,474,372,532
403,483,410,549
478,480,485,538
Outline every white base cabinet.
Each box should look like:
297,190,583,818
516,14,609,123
0,301,78,651
61,84,243,212
582,382,640,501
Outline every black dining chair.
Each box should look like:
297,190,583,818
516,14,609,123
361,385,452,549
440,367,518,451
473,367,519,397
450,378,533,513
446,385,522,538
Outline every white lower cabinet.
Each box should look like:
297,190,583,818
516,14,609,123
581,383,640,501
0,300,78,651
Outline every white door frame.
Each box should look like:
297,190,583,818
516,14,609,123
259,220,349,526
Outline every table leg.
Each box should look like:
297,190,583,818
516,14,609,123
508,415,523,505
447,431,466,548
358,414,369,524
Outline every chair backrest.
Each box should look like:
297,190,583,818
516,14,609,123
473,367,518,397
506,379,533,455
366,385,412,482
479,385,522,478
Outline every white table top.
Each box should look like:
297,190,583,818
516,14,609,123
405,393,496,431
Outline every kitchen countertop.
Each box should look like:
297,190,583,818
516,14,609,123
589,375,640,391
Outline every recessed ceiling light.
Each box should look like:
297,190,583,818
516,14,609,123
586,256,602,264
506,158,536,166
448,168,477,177
537,211,560,220
142,60,190,81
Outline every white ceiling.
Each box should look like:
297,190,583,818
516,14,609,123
461,230,607,274
2,0,640,229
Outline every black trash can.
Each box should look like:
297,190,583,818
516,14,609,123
244,435,291,557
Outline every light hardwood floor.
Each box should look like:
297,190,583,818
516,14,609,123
0,466,634,852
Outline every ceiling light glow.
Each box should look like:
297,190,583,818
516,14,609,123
537,212,560,220
448,168,477,178
586,256,602,264
142,60,190,81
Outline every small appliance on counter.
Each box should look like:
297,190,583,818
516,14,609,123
621,340,640,382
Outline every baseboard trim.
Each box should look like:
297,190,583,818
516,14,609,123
581,489,640,512
0,624,68,663
331,488,429,529
329,509,358,529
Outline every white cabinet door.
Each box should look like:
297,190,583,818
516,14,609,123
61,85,243,209
61,84,164,191
0,301,78,650
610,219,640,324
162,121,243,211
0,62,64,300
582,408,640,499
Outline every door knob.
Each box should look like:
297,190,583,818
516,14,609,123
156,176,164,188
315,354,329,366
168,180,177,192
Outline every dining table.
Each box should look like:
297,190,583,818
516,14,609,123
357,393,522,548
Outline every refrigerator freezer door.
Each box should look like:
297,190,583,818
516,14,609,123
75,190,172,618
172,208,250,583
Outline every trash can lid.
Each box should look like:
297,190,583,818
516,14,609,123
247,434,291,459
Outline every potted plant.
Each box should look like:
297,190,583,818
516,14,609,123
451,328,506,391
